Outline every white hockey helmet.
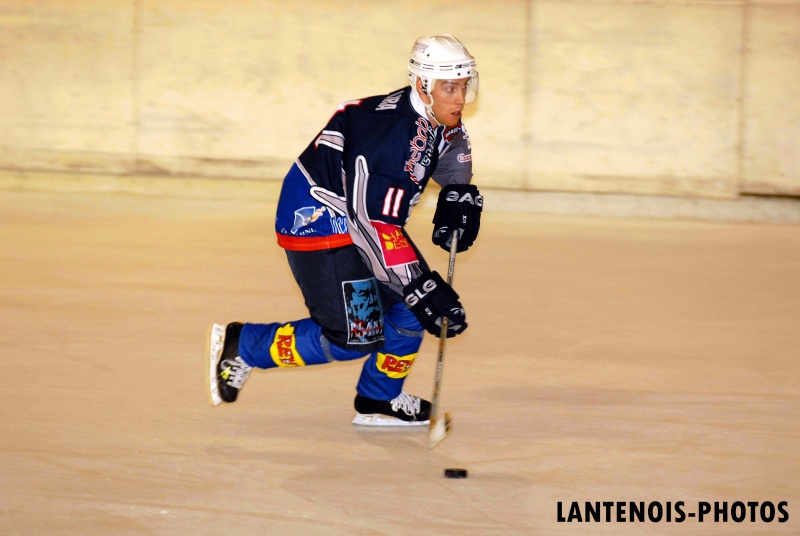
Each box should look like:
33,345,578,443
408,34,479,104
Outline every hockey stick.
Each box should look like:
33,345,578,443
428,232,459,449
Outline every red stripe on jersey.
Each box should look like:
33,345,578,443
276,233,354,251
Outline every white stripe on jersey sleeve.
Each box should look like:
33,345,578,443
314,129,344,152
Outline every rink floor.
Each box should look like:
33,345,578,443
1,188,798,535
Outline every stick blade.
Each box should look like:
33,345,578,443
428,412,452,449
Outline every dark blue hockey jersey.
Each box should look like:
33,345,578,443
275,86,473,294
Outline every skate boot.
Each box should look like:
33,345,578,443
352,391,431,426
207,323,252,406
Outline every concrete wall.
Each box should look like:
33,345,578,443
1,0,798,198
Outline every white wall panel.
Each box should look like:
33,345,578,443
0,0,798,198
0,1,136,173
528,1,742,197
740,2,800,195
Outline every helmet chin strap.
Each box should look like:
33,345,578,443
418,77,442,127
425,98,442,127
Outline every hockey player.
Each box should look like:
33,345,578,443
207,35,483,426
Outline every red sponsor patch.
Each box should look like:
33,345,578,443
371,221,417,267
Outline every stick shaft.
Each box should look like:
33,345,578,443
430,233,458,423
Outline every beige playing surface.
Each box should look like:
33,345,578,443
1,189,798,535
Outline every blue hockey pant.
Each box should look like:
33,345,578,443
237,245,424,401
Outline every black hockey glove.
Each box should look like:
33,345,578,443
404,271,467,338
432,184,483,253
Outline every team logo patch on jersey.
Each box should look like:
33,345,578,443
376,352,417,379
371,221,417,267
342,278,384,345
444,122,471,150
290,206,327,235
269,324,306,367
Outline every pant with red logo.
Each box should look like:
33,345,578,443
237,246,425,401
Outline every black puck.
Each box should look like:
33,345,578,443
444,468,468,479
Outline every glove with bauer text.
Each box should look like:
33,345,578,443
403,271,467,338
432,183,483,253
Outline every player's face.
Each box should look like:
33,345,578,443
424,78,470,127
